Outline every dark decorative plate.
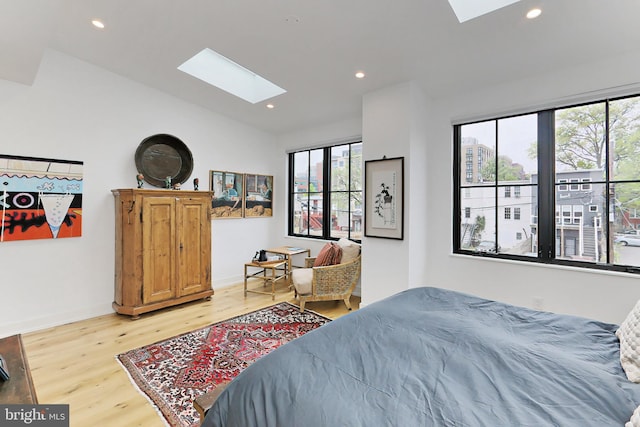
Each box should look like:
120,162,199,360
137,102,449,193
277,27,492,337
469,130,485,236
135,134,193,188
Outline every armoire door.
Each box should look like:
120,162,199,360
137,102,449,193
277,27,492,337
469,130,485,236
142,195,176,303
176,197,211,296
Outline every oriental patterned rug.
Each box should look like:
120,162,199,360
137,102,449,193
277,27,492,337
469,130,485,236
116,302,331,427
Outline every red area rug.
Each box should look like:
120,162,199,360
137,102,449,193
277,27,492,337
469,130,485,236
116,302,330,427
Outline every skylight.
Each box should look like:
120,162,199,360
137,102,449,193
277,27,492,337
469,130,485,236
447,0,521,23
178,48,286,104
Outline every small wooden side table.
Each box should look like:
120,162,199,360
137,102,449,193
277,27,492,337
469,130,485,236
0,334,38,404
266,246,311,285
244,260,288,300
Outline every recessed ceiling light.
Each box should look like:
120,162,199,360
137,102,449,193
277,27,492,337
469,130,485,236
526,8,542,19
91,19,105,29
266,104,275,109
355,71,365,79
178,48,286,104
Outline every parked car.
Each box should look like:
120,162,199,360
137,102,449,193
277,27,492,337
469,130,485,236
476,240,500,253
615,234,640,247
621,230,640,235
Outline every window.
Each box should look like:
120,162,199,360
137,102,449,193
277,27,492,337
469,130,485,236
569,178,580,191
561,205,571,224
572,205,583,225
289,141,363,241
454,94,640,272
457,114,537,257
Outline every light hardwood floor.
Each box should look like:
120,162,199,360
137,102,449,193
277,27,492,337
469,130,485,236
22,283,360,427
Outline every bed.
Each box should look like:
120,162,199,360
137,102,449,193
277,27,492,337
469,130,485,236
201,286,640,426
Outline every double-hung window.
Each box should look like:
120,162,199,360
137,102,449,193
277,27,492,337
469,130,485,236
454,94,640,273
289,141,363,241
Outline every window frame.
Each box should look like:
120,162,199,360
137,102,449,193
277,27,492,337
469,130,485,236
288,141,363,242
453,94,640,275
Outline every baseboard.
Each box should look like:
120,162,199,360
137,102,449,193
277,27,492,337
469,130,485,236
2,278,250,337
212,275,244,289
0,303,113,337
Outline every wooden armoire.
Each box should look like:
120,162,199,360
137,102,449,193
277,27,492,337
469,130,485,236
112,189,214,318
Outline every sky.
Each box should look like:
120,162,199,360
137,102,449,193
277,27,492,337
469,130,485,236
461,113,538,174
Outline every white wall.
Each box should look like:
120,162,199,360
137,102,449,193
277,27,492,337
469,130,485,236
0,49,280,336
360,82,431,306
277,50,640,325
407,84,430,291
277,85,431,306
4,45,640,338
426,49,640,324
275,117,363,266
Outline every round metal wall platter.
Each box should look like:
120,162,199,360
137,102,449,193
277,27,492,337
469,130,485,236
134,134,193,188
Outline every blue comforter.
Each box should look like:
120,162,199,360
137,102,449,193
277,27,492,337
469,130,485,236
202,287,640,426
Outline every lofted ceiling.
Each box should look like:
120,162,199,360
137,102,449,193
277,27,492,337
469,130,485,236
2,0,640,134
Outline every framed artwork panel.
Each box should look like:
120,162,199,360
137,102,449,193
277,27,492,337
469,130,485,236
209,170,244,219
244,174,273,218
364,156,404,239
1,154,83,242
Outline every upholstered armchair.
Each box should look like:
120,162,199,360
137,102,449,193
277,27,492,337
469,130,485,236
291,239,361,312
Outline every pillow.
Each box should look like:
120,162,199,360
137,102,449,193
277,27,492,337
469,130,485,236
617,299,640,383
313,242,342,267
626,405,640,427
291,268,313,295
337,238,361,264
